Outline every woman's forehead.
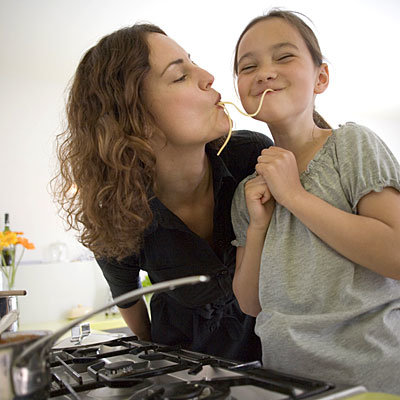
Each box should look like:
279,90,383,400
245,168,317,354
147,33,188,74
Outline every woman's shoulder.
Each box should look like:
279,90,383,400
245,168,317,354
220,130,273,164
227,130,273,149
219,130,273,181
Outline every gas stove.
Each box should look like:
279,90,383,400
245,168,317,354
47,334,366,400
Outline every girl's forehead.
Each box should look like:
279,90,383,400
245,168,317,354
238,18,304,55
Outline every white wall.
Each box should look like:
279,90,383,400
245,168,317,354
12,260,110,325
1,0,399,263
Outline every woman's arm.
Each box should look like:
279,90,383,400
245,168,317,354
118,298,152,340
233,176,275,316
256,147,400,279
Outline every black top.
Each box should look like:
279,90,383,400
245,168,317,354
97,130,273,362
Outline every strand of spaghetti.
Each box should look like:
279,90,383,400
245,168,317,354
216,88,273,156
217,106,233,156
218,88,273,117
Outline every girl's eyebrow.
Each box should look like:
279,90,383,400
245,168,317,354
237,42,299,65
271,42,298,51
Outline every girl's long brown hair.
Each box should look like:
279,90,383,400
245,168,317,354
52,24,166,260
234,9,331,129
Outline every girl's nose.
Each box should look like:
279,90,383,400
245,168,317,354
256,66,277,83
199,69,214,90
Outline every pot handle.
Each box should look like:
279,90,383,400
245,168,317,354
13,275,209,367
0,290,27,297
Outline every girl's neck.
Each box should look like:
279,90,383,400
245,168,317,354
269,120,332,173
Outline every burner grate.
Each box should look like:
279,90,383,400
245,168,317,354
47,335,361,400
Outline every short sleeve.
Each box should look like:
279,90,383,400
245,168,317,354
335,123,400,212
96,255,142,308
231,173,256,247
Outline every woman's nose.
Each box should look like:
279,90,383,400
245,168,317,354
199,69,214,90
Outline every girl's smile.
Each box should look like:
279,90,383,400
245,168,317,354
236,17,328,128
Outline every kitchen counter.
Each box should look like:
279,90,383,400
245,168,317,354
19,312,127,333
348,394,400,399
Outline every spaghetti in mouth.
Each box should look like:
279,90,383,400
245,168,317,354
216,89,274,156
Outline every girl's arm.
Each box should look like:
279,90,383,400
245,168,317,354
288,186,400,279
233,176,275,316
256,147,400,279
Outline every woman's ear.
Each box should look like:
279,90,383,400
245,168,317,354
314,63,329,94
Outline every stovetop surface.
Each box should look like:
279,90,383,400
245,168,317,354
48,335,366,400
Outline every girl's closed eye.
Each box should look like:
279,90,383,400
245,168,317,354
276,54,294,62
240,65,256,73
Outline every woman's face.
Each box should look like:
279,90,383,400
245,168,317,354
143,33,229,150
236,18,328,126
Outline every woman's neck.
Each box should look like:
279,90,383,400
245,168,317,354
154,146,212,206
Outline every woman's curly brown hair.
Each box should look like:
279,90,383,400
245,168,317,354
52,23,166,260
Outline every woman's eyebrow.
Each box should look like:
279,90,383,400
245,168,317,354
237,42,298,65
160,53,191,77
161,59,184,77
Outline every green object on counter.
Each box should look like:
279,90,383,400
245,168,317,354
348,393,400,400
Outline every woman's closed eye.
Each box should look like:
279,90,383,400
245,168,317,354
173,74,187,83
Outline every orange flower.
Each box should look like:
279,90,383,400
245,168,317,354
17,236,35,250
1,230,35,289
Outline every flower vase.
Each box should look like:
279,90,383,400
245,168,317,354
1,265,14,291
0,267,20,332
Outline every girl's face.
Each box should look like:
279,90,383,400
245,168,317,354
143,33,229,150
236,18,328,126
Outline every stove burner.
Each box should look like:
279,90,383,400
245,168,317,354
87,379,154,399
48,336,364,400
128,381,231,400
104,360,151,377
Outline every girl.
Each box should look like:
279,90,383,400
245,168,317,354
52,23,272,362
231,9,400,393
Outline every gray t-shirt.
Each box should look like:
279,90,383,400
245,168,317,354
231,122,400,394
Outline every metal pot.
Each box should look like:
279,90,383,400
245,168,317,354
0,330,51,399
0,275,208,399
0,291,27,333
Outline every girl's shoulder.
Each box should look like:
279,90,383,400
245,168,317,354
331,122,394,158
333,121,378,142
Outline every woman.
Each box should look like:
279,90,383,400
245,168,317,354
53,23,272,362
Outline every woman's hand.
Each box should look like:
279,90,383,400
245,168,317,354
244,174,273,230
255,146,305,208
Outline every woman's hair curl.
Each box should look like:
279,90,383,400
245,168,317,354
52,23,166,260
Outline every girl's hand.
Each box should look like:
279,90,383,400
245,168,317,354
244,174,273,230
255,146,305,208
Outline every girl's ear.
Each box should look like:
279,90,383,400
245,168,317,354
314,63,329,94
